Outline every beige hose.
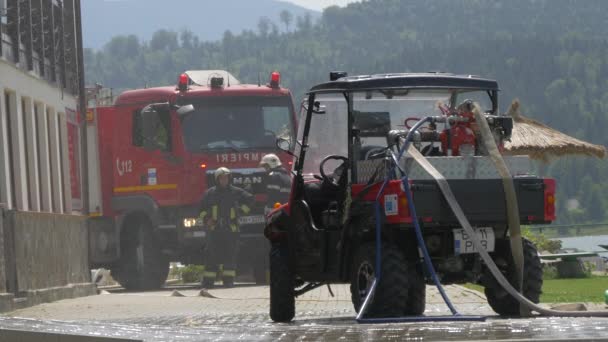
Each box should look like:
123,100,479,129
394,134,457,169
472,106,527,316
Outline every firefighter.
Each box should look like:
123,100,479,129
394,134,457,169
199,167,253,288
259,154,291,214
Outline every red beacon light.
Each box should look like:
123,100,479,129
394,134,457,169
270,71,280,88
178,73,189,91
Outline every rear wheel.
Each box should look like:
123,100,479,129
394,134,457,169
111,216,169,291
269,243,295,322
350,243,409,318
484,238,543,316
405,263,426,315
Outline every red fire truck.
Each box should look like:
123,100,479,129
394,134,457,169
87,70,296,290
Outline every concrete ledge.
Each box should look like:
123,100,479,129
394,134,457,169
0,293,15,312
0,283,96,313
0,329,141,342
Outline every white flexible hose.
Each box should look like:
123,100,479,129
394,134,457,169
406,144,608,317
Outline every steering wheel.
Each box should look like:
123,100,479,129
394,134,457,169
319,155,349,186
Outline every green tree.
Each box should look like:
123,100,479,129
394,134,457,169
279,9,293,32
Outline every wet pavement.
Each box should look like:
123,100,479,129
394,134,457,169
1,284,608,341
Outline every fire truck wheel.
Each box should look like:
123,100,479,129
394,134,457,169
112,217,170,291
350,243,409,318
269,243,295,322
484,238,543,316
404,263,426,315
254,264,269,285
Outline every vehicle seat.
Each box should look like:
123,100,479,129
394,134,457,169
303,166,346,229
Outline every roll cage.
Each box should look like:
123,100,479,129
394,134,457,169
291,73,500,198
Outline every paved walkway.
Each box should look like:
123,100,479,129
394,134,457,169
1,284,607,341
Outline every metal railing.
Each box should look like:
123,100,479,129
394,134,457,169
528,222,608,238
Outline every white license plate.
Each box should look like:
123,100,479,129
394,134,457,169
193,231,206,238
453,227,495,254
238,215,266,225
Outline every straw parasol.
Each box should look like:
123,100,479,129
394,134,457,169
503,99,606,161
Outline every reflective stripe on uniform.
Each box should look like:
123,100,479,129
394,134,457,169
199,211,208,219
267,184,281,190
280,187,290,193
230,208,236,220
230,224,238,232
222,270,236,277
212,206,218,220
240,204,251,214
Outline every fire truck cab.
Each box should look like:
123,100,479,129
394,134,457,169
87,70,296,290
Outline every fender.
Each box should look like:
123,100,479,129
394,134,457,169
112,194,162,236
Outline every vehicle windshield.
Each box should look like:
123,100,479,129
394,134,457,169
295,89,493,176
181,96,293,152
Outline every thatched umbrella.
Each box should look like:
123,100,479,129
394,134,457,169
503,99,606,161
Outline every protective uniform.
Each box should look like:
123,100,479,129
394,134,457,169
260,154,291,213
199,167,253,288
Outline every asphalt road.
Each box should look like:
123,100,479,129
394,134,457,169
1,283,608,341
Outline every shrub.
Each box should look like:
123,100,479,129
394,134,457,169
180,265,205,283
543,264,558,280
522,226,562,253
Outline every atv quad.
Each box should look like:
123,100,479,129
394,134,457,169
265,72,553,322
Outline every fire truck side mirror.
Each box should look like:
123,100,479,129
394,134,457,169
276,138,294,155
176,104,194,116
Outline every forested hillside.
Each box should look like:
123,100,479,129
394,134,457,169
84,0,608,224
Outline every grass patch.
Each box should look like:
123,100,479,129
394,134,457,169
463,276,608,303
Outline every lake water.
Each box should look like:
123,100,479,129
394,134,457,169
556,234,608,256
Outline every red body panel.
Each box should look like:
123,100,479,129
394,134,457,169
351,180,412,224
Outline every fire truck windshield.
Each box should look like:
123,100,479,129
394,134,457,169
180,96,293,152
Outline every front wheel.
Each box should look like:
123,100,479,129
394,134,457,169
350,243,409,318
484,238,543,316
111,217,169,291
269,244,295,322
405,263,426,315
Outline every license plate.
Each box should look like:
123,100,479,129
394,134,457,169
193,231,206,238
238,215,265,225
453,227,495,254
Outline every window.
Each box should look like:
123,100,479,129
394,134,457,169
46,106,54,213
297,94,349,176
4,91,16,207
22,98,32,209
133,108,171,151
0,0,7,25
263,106,292,141
132,109,144,147
181,96,293,153
34,103,43,204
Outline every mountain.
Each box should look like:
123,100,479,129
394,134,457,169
81,0,318,49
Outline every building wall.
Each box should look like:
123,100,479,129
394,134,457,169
0,60,78,214
0,0,84,214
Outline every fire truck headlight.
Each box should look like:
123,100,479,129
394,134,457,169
183,218,203,228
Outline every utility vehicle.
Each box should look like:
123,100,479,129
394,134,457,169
265,72,554,322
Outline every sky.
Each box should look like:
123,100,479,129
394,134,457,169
286,0,361,11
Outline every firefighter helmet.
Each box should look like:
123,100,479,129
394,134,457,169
260,154,282,169
214,167,231,180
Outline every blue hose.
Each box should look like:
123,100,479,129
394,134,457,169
356,117,486,323
402,175,459,316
